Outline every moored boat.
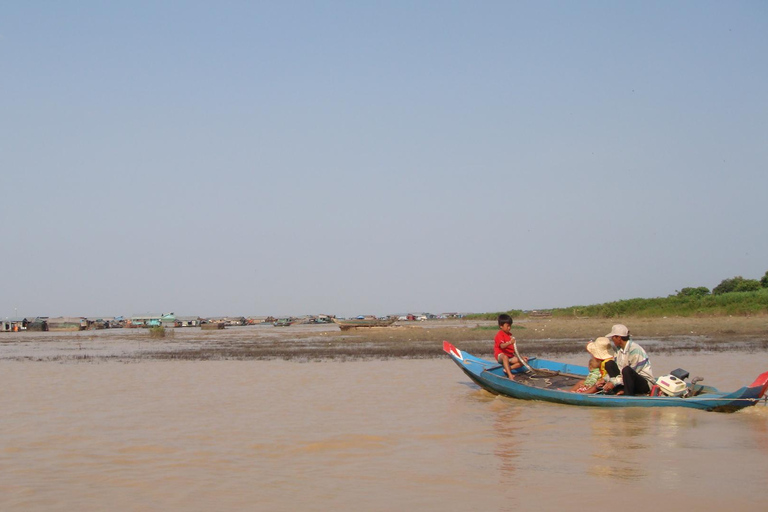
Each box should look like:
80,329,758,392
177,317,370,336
333,317,396,331
443,341,768,413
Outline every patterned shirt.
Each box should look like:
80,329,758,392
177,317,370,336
584,368,601,387
608,340,654,385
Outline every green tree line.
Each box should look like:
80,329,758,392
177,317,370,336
470,270,768,320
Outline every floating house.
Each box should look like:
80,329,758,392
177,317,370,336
27,317,49,331
175,316,201,327
85,318,110,329
47,317,87,331
206,316,246,326
161,313,176,328
129,315,163,328
1,318,29,332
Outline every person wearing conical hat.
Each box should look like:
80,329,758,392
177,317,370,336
571,337,615,393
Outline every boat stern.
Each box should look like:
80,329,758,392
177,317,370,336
748,371,768,398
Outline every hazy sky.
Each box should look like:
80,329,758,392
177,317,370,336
2,1,767,318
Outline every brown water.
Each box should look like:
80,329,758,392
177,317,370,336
2,351,768,510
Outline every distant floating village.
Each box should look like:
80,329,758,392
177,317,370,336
1,312,466,332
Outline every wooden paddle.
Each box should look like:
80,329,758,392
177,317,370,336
513,338,536,373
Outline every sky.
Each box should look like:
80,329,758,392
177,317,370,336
1,1,767,319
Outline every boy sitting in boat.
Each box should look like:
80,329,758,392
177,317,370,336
494,314,527,380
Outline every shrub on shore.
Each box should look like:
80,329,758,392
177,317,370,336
149,326,166,338
468,288,768,320
713,276,762,294
466,309,524,321
557,288,768,318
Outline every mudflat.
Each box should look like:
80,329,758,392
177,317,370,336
274,315,768,359
2,315,767,362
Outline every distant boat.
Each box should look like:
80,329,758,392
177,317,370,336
273,319,293,327
201,322,225,330
332,317,396,331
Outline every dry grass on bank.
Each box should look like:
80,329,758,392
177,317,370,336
512,315,768,341
286,315,768,344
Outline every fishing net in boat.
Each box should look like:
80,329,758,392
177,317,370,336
515,370,582,390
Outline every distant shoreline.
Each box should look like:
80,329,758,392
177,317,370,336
1,315,766,362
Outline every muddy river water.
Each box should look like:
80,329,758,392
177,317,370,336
2,329,767,510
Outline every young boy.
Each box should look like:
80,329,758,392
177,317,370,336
494,314,526,379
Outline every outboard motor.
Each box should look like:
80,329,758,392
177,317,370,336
688,376,704,397
655,368,703,397
656,374,688,397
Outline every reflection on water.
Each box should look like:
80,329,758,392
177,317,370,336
744,407,768,455
588,409,651,480
490,401,522,479
2,353,768,511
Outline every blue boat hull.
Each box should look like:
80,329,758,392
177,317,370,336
443,342,768,413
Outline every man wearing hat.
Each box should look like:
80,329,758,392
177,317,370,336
602,324,654,396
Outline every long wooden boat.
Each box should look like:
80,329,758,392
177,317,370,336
333,317,396,331
443,341,768,413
